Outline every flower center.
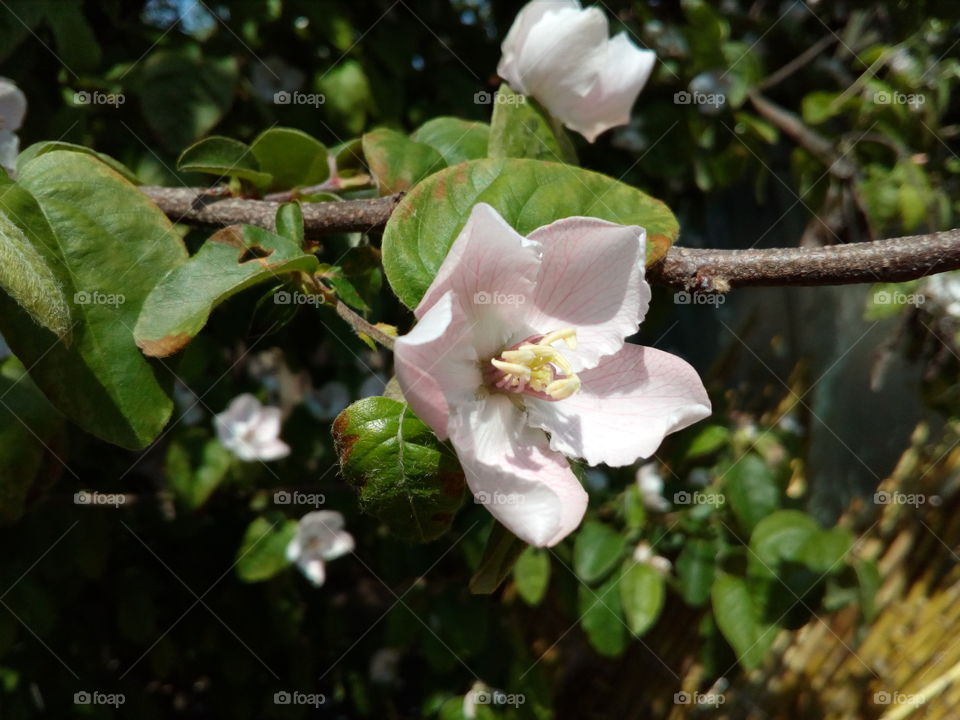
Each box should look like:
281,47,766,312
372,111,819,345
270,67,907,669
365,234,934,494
484,328,582,401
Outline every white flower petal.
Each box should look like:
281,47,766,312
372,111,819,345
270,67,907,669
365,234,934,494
0,78,26,133
301,558,326,586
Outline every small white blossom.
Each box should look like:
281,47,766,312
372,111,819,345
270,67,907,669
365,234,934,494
633,541,671,576
924,271,960,318
285,510,354,586
636,463,670,512
0,77,26,174
214,393,290,461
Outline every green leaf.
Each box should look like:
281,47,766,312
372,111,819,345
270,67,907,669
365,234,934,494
620,561,665,636
134,224,319,357
513,546,550,605
470,521,526,595
318,264,369,311
0,207,71,337
711,572,777,670
724,453,780,534
676,538,716,606
250,127,329,191
0,151,187,448
235,517,299,583
177,136,272,186
382,158,679,308
574,521,627,584
17,141,139,184
488,84,576,163
0,358,64,523
332,397,465,543
410,117,490,166
801,91,845,125
797,526,853,575
165,429,233,509
275,203,304,246
579,573,628,657
361,127,447,196
747,510,820,580
43,0,101,72
680,423,731,460
134,48,239,152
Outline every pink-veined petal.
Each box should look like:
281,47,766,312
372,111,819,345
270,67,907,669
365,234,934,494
526,343,710,467
525,216,650,370
255,438,291,462
394,292,483,439
560,33,656,142
449,394,587,547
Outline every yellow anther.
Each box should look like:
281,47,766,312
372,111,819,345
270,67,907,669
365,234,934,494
490,359,531,379
500,349,537,364
541,328,578,349
546,376,581,400
489,328,582,401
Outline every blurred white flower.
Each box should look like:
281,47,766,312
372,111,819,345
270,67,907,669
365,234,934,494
0,333,10,360
924,271,960,318
285,510,354,586
0,77,26,174
497,0,656,142
305,380,351,421
633,541,672,576
214,393,290,461
636,463,670,512
369,647,401,685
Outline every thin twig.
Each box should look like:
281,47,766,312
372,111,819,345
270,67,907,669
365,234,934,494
755,34,838,91
334,300,396,349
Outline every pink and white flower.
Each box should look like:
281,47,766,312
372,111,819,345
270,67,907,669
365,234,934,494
214,393,291,462
286,510,354,586
0,77,26,174
497,0,657,143
393,203,710,547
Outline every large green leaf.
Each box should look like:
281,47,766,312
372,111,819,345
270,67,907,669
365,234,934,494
410,117,490,166
712,572,778,670
676,538,716,606
724,453,780,534
17,142,139,184
332,397,465,543
0,208,71,337
361,127,447,196
177,136,272,186
574,521,627,584
620,561,665,636
134,223,319,357
747,510,820,580
488,84,576,163
250,127,329,191
0,151,187,448
579,573,628,657
382,158,679,308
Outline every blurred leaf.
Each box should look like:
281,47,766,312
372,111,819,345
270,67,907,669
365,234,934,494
724,453,780,534
579,572,628,657
676,538,716,606
250,127,329,191
488,84,576,163
177,136,272,185
801,91,845,125
0,151,186,448
333,397,465,543
470,521,525,595
513,546,550,605
383,158,679,308
711,572,777,670
411,117,490,166
235,517,299,583
17,141,139,183
798,526,853,575
362,127,446,196
747,510,820,580
854,557,881,622
43,0,100,72
316,60,375,136
574,521,627,584
135,224,319,357
620,561,665,636
680,423,731,460
165,429,233,509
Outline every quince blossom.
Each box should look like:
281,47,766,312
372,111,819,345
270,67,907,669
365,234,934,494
214,393,290,462
497,0,656,142
394,203,710,547
0,77,26,174
285,510,354,586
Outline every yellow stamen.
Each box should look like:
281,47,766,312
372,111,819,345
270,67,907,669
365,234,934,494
488,328,582,400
